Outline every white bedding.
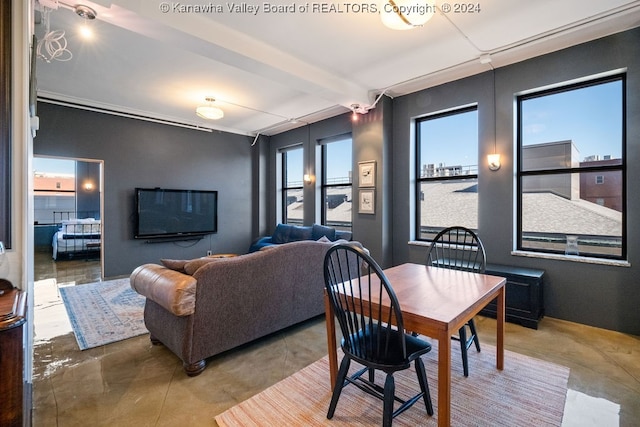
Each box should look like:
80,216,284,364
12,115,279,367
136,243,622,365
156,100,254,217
52,218,101,260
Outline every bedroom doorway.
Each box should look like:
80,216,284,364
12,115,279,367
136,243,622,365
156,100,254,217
33,156,104,286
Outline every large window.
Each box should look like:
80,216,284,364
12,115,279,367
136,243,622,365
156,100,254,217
281,146,304,225
321,135,352,231
517,75,625,259
416,106,478,240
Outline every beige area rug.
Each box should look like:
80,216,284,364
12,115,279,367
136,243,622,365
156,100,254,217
59,278,148,350
216,341,569,426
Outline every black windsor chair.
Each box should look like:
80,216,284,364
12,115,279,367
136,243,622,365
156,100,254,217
425,226,487,377
324,243,433,427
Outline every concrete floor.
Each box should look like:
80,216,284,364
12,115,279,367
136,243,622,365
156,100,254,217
31,252,639,426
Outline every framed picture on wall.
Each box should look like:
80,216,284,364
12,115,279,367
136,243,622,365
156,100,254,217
358,161,376,188
358,189,375,214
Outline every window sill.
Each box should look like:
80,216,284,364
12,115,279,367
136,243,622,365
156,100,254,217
408,242,631,267
511,250,630,267
408,240,431,247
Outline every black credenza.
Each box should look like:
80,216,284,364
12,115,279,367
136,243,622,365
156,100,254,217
480,264,545,329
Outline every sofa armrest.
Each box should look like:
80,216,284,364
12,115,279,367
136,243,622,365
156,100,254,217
130,264,197,316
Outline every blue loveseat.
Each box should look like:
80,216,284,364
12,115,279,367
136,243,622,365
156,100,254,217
248,223,352,253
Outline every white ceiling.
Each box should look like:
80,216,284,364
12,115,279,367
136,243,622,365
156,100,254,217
34,0,640,137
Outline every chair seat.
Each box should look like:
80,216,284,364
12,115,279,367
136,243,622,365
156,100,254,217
344,327,432,370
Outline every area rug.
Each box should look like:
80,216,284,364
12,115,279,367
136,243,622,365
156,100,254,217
215,341,569,426
59,278,148,350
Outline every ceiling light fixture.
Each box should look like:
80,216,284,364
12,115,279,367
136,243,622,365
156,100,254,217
380,0,436,30
75,5,97,40
196,97,224,120
74,4,97,20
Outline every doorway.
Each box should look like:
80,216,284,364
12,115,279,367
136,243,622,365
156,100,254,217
33,156,104,285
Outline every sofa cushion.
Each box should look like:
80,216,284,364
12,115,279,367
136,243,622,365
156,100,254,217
161,258,189,272
312,224,336,241
272,223,313,244
184,257,224,275
130,264,197,316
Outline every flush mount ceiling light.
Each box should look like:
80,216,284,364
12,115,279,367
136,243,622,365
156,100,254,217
196,97,224,120
74,4,97,20
380,0,436,30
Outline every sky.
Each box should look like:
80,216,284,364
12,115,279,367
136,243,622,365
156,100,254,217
419,78,622,167
33,157,75,175
521,79,622,159
286,135,352,184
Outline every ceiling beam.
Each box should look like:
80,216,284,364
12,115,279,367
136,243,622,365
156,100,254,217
84,1,373,110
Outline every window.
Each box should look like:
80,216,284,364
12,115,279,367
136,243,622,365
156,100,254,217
281,146,304,225
321,135,352,231
34,158,76,225
415,106,478,240
517,75,625,259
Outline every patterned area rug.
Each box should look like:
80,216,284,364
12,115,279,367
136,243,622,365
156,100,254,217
59,278,148,350
216,341,569,426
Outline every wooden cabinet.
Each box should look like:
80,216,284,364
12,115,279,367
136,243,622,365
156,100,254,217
480,264,545,329
0,279,27,427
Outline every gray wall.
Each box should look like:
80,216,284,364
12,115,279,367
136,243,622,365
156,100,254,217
75,160,101,217
35,103,253,277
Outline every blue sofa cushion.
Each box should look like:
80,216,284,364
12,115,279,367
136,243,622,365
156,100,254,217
272,224,313,244
312,224,336,241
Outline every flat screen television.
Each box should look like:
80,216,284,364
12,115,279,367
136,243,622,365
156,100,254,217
134,188,218,239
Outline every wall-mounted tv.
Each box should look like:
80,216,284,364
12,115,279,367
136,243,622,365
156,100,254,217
134,188,218,239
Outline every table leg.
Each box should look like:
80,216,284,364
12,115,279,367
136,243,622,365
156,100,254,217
324,292,338,389
496,285,505,370
437,332,452,427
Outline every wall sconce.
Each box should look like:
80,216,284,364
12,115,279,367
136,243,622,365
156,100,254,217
487,153,501,171
83,181,94,191
303,174,315,184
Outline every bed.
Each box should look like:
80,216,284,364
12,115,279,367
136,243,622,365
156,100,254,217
52,218,101,260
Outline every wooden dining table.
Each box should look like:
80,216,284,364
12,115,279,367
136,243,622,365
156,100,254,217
324,263,506,427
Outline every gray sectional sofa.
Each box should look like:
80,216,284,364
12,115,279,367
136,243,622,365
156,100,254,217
130,239,358,376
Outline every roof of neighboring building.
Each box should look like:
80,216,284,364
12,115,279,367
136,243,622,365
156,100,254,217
287,180,622,237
